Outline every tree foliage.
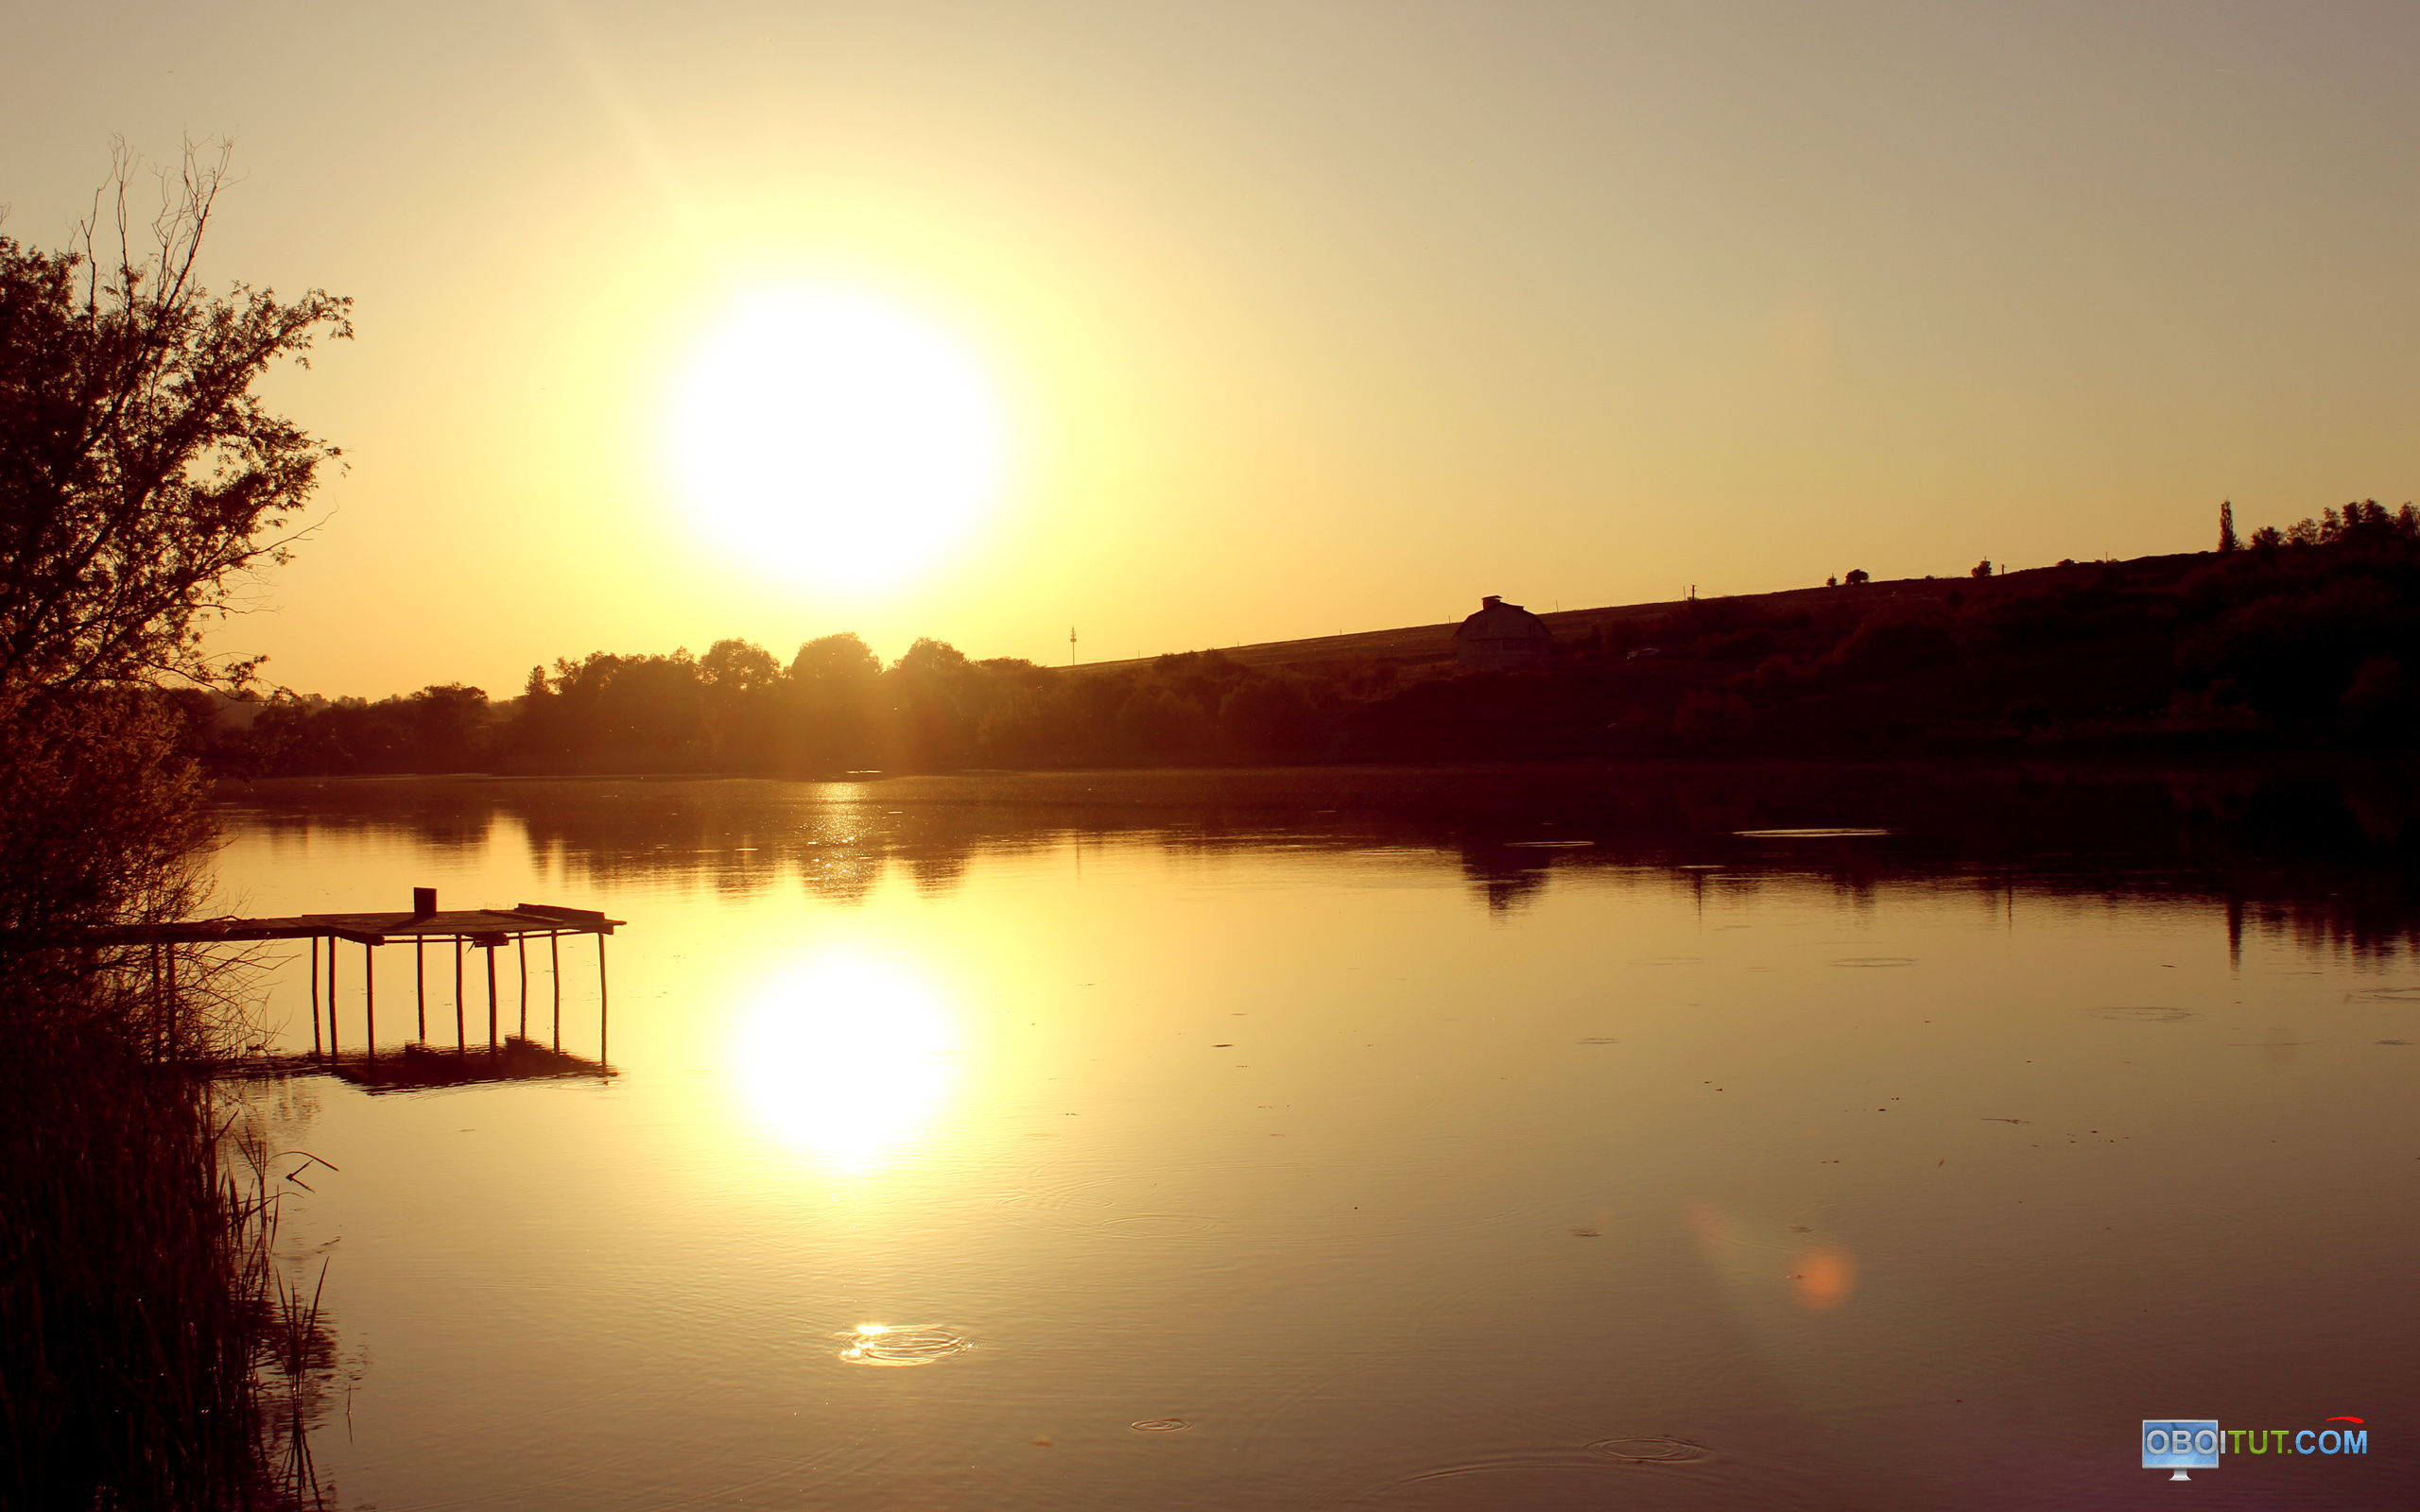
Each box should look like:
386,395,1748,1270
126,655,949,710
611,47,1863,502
0,143,350,705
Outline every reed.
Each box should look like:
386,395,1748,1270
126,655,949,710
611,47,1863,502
0,944,337,1510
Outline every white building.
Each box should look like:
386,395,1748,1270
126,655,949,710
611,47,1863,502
1454,595,1553,671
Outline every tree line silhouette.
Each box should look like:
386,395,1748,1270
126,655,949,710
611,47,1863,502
199,630,1346,775
192,502,2420,777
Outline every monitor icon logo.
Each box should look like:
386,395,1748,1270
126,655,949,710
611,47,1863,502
2144,1419,2221,1480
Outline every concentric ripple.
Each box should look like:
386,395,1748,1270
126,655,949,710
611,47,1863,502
834,1324,972,1366
1129,1418,1193,1433
1587,1435,1712,1465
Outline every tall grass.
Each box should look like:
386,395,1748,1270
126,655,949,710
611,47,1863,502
0,950,337,1510
0,691,337,1509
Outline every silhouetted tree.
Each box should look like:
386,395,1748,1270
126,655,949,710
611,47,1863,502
0,144,351,705
1844,569,1870,586
888,638,1027,768
699,638,780,765
784,632,882,769
2,144,346,936
2218,500,2238,554
404,683,489,771
789,631,880,684
700,637,780,693
1971,559,1993,578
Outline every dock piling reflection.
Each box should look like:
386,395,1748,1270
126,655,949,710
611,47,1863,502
362,940,374,1064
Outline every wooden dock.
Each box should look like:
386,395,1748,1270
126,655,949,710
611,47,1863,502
90,899,621,948
107,889,629,1071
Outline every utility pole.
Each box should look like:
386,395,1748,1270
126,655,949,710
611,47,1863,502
1069,627,1078,667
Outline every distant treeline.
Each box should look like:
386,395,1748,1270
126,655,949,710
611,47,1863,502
190,503,2420,775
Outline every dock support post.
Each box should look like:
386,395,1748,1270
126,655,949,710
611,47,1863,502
486,945,499,1053
363,940,375,1062
454,937,466,1052
518,935,529,1038
416,937,426,1041
550,933,562,1050
597,934,609,1066
310,936,321,1057
328,936,338,1057
164,946,177,1058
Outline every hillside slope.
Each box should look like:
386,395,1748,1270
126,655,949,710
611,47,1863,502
1074,558,2193,679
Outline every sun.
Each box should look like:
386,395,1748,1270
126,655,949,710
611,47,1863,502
663,285,1008,593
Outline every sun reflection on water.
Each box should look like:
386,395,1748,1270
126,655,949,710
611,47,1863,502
834,1322,973,1366
729,955,959,1173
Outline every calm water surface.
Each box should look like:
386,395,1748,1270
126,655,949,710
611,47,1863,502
212,766,2417,1510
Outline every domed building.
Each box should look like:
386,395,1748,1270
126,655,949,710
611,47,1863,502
1454,595,1553,671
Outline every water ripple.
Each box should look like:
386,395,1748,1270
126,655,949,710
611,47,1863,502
1587,1435,1713,1464
834,1324,971,1366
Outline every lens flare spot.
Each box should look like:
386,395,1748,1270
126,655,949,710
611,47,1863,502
1788,1246,1857,1311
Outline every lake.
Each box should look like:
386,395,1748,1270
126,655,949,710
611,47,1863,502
211,764,2416,1510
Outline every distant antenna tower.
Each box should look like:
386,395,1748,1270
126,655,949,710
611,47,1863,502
1069,627,1078,667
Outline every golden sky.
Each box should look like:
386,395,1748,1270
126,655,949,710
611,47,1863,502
8,1,2417,697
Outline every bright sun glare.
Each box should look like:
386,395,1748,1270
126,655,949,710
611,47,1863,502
665,286,1007,593
729,954,959,1173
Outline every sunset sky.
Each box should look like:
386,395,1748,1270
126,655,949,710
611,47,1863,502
8,1,2416,698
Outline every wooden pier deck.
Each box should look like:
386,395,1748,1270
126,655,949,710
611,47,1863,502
106,890,629,1071
92,901,621,947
